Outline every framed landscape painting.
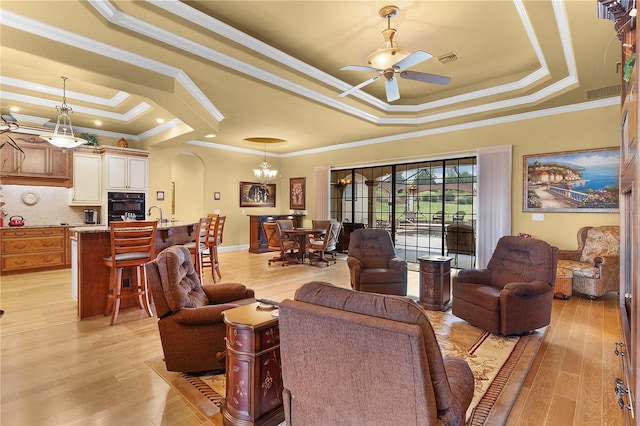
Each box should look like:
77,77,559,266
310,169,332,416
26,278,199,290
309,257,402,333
523,147,619,213
239,182,276,207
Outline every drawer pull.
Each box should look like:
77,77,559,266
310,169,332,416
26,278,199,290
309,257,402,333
42,242,55,247
13,244,26,249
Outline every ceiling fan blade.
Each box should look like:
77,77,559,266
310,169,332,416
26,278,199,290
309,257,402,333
392,50,432,71
338,75,381,97
400,70,451,86
341,65,382,72
385,77,400,102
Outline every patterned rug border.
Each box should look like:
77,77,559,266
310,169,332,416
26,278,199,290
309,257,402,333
182,374,225,408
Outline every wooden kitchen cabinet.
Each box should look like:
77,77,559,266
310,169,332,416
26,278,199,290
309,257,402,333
1,227,70,273
0,132,72,187
104,153,148,191
71,151,102,205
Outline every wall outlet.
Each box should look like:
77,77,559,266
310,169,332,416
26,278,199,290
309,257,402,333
532,213,544,221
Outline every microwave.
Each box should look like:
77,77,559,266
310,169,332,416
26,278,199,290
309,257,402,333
107,192,145,222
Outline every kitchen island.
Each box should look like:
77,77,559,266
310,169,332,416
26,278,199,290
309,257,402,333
70,221,197,319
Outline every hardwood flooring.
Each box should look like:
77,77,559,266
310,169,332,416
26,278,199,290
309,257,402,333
0,250,623,425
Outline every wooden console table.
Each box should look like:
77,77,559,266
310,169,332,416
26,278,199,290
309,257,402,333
418,255,453,311
222,303,284,426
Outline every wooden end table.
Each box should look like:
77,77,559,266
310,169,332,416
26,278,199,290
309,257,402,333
418,255,453,311
221,303,284,426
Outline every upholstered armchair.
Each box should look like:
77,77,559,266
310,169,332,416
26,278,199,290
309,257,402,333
145,246,255,373
452,236,558,336
279,281,474,426
557,226,620,299
347,228,408,296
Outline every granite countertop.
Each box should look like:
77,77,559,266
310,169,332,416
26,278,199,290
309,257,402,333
70,220,196,233
2,223,92,230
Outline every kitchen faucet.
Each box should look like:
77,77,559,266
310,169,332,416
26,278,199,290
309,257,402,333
147,205,163,223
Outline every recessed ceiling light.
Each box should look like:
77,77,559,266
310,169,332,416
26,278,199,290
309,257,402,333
205,134,216,138
156,118,165,124
9,106,19,112
94,120,102,126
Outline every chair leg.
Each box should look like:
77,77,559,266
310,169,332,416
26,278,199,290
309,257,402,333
104,266,116,318
213,246,222,280
138,265,154,318
110,267,123,326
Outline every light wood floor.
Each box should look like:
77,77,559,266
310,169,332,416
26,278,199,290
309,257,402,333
0,250,623,425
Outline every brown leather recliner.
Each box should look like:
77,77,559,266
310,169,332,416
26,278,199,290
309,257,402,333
145,246,255,373
347,228,408,295
279,281,474,426
452,236,558,336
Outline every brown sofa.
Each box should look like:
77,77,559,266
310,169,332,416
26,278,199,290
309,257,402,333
145,246,255,373
452,236,558,336
557,226,620,299
347,228,408,295
279,281,474,426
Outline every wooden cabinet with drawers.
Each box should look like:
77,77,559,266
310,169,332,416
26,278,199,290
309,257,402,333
0,227,70,273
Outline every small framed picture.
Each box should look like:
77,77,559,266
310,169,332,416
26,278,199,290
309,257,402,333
214,192,221,200
290,177,306,210
156,191,165,201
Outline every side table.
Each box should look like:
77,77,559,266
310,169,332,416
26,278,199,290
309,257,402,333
418,255,453,311
221,303,284,426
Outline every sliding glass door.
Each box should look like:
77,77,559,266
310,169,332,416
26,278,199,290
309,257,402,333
331,157,477,267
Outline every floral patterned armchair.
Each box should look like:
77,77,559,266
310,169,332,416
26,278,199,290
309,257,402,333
557,226,620,299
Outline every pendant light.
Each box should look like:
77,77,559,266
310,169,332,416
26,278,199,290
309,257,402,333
40,76,87,149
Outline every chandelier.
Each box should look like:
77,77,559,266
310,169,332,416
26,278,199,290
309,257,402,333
39,76,87,149
253,142,278,186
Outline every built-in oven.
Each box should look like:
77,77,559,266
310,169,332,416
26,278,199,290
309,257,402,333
107,192,145,223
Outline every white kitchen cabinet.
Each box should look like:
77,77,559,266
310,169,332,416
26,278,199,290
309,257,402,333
70,152,102,205
104,154,148,191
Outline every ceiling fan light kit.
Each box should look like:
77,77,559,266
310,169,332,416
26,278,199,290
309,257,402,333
339,5,451,103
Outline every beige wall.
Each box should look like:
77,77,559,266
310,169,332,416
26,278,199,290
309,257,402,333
147,104,620,251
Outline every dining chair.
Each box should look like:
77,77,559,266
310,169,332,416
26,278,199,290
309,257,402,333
183,216,213,285
307,221,342,266
102,220,158,325
263,221,300,266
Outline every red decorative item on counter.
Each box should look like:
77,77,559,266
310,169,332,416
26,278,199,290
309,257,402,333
8,216,24,227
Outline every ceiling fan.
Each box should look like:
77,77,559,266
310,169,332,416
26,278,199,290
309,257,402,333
338,5,451,103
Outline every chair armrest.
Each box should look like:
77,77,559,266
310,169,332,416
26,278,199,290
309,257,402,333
171,304,239,325
441,356,474,424
594,254,619,267
558,249,581,261
203,283,255,304
453,269,491,285
502,280,551,297
388,257,407,271
347,257,362,268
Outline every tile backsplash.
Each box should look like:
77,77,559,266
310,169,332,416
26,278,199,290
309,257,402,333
0,185,100,226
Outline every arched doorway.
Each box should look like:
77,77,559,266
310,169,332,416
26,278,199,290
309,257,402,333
171,152,205,221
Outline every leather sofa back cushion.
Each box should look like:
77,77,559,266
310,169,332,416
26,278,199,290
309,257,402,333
486,236,554,287
154,246,208,311
294,281,454,412
580,226,620,264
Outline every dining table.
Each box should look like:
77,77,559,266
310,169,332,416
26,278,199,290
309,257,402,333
284,227,326,262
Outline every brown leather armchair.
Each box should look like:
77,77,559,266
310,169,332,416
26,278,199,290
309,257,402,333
145,246,255,373
279,281,474,426
557,226,620,299
347,228,408,296
452,236,558,336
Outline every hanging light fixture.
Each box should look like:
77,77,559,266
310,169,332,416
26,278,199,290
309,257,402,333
39,76,87,149
245,137,284,186
253,143,278,186
366,6,411,69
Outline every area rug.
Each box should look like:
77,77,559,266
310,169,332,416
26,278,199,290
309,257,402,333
146,310,545,425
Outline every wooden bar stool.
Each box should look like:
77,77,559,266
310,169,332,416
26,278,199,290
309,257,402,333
205,215,226,282
102,221,158,326
184,216,212,285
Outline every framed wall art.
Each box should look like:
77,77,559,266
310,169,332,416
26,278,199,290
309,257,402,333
239,182,276,207
523,147,620,213
289,177,306,210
